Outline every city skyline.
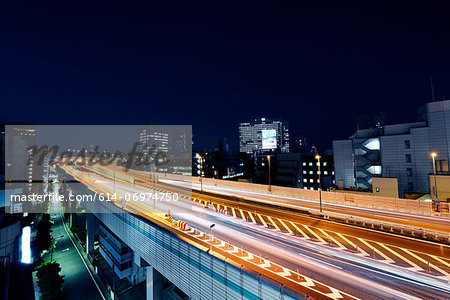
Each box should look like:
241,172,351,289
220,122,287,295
1,1,450,150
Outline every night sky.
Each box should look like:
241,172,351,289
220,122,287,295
1,1,450,151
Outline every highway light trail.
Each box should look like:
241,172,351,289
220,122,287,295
160,178,450,234
63,165,450,299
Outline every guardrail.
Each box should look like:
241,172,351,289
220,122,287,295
88,165,450,217
157,174,450,218
315,211,450,244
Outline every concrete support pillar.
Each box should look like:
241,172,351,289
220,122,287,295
86,213,97,255
131,252,146,285
146,266,163,300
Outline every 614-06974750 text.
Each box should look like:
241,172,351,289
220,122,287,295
10,192,179,203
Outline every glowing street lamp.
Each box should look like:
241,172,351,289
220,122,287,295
198,155,204,192
209,224,215,253
315,154,323,213
267,155,272,192
431,152,439,212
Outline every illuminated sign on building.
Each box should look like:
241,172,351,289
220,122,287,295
262,129,277,149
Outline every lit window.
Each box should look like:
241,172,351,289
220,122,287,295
404,140,410,149
302,162,306,166
317,171,320,175
324,171,328,175
310,187,314,190
303,170,307,174
317,179,320,183
303,179,307,182
406,168,413,177
309,179,313,183
309,171,313,174
367,165,382,175
323,162,327,166
354,148,366,155
309,162,313,166
332,171,335,175
405,154,411,163
363,138,380,150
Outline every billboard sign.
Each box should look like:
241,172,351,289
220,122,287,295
262,129,277,149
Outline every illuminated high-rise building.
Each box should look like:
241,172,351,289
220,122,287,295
239,118,289,154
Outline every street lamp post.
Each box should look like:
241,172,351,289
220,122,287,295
267,155,271,192
431,152,439,212
209,224,215,252
153,164,156,190
199,155,204,192
315,155,322,213
113,159,116,194
152,163,157,209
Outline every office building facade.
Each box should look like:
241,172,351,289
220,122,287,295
301,154,335,190
333,99,450,197
275,153,335,190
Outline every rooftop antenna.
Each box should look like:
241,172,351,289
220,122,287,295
430,77,435,102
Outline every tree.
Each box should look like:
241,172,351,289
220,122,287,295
35,260,65,300
35,213,54,255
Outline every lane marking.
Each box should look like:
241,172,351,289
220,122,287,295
257,214,268,227
239,209,247,221
376,243,420,269
241,252,255,261
276,266,291,277
231,207,237,218
325,287,344,300
356,238,394,263
301,224,326,244
401,250,450,278
278,219,294,234
247,211,257,224
318,229,346,249
267,216,281,231
335,233,370,256
299,276,315,287
289,222,310,239
430,255,450,269
230,247,240,254
257,258,271,268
